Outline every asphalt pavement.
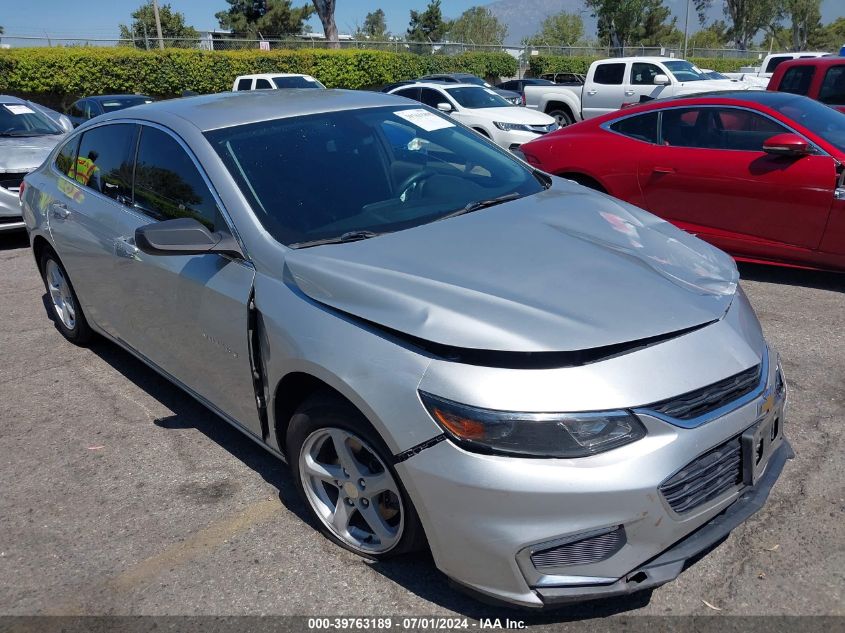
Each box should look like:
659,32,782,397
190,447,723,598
0,230,842,623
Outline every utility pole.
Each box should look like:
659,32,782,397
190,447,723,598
152,0,164,50
683,0,690,59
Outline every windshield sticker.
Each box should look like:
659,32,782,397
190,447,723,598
394,108,454,131
4,105,35,115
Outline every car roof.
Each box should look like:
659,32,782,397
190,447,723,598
95,89,413,132
237,73,312,79
0,94,29,104
85,94,152,102
392,82,484,91
776,56,845,68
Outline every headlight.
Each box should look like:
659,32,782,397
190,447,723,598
493,121,532,132
419,392,646,458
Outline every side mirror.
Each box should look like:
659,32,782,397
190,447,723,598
653,74,671,85
762,133,811,157
436,102,453,112
135,217,243,259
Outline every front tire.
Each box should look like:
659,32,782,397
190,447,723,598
287,392,426,559
40,250,93,345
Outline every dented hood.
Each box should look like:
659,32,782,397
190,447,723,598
285,179,738,353
0,134,65,174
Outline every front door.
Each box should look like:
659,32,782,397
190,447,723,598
638,106,836,253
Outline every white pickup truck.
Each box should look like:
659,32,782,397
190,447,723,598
722,51,829,87
524,56,746,127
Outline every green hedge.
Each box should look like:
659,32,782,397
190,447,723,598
527,55,758,76
0,48,518,107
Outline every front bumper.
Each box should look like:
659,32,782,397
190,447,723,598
536,438,793,606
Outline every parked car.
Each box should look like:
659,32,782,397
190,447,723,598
0,95,69,232
233,73,326,91
723,51,829,87
67,95,154,127
524,56,749,127
768,56,845,113
419,73,522,105
539,72,587,85
387,82,557,150
21,89,791,609
520,90,845,271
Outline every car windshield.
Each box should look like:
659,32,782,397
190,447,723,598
445,87,512,109
100,97,152,112
0,103,63,136
273,76,326,89
664,61,709,82
205,105,544,247
771,95,845,152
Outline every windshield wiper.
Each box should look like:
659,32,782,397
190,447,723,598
290,230,382,249
437,192,523,222
0,131,43,137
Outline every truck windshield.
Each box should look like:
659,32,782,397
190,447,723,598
664,61,709,82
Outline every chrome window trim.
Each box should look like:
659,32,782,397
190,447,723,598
48,118,251,261
600,103,829,156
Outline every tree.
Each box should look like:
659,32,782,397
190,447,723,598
639,0,681,46
809,17,845,50
584,0,678,50
693,0,783,50
407,0,451,42
216,0,314,37
119,2,199,48
312,0,338,48
356,9,389,40
523,12,585,47
688,20,730,48
447,6,507,45
782,0,821,51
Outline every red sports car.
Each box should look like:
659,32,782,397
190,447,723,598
520,91,845,271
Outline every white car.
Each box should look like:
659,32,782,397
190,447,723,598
233,73,326,91
388,82,557,150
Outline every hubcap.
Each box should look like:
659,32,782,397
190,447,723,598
45,260,76,330
299,428,404,554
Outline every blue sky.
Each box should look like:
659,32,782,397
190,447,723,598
0,1,484,39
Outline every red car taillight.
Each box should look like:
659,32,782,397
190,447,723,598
18,180,26,200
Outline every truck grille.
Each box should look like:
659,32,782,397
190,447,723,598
645,364,761,421
530,526,626,570
0,173,27,193
659,436,742,514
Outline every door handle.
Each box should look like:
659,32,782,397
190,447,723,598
587,89,598,95
114,236,140,259
653,166,676,174
50,202,71,220
624,90,635,96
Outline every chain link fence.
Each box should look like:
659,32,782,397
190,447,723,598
0,34,769,60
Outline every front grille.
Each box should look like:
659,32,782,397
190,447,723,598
646,364,761,420
531,526,626,570
0,173,27,193
659,436,742,514
528,123,556,134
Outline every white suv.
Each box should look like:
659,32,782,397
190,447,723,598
232,73,326,91
388,82,557,150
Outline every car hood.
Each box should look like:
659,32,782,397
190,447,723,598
285,180,738,353
475,107,556,125
0,134,65,173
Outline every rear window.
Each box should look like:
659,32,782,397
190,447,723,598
99,97,152,113
272,76,325,89
765,56,793,74
818,65,845,106
779,66,815,95
236,78,252,91
593,63,625,85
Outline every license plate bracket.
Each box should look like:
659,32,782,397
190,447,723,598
741,416,776,486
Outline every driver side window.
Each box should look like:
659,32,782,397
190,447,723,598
631,63,662,85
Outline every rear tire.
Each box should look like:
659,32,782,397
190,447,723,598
39,250,93,345
287,391,426,559
548,108,574,127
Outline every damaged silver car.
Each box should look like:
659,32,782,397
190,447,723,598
1,95,70,232
21,90,791,608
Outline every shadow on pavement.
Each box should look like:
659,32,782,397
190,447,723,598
0,231,29,251
738,262,844,293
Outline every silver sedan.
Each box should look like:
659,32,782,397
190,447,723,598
21,89,791,608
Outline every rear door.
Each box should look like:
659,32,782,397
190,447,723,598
114,124,260,434
582,62,627,119
638,105,836,252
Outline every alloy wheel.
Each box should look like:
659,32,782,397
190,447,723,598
299,427,404,555
45,259,76,330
